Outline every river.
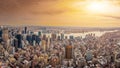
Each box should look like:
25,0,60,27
35,30,118,39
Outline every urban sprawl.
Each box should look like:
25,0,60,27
0,26,120,68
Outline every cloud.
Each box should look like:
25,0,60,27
31,10,66,15
102,15,120,20
0,0,61,14
0,0,34,13
0,0,78,16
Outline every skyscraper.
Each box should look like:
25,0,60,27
36,35,41,45
51,33,57,41
65,45,73,59
15,32,23,48
38,31,42,36
2,28,9,42
24,27,27,34
41,40,47,52
14,38,18,50
61,33,64,40
69,35,74,40
0,28,2,38
65,36,68,39
57,35,61,40
42,34,47,40
32,34,37,46
47,36,50,49
26,34,32,45
0,28,2,42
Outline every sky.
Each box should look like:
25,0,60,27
0,0,120,27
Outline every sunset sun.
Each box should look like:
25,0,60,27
86,1,110,13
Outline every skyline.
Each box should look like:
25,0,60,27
0,0,120,27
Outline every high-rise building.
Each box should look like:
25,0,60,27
36,35,41,45
65,45,73,59
38,31,42,36
85,50,93,61
32,34,37,45
57,35,61,40
41,40,47,52
15,32,23,48
115,52,120,68
51,33,57,41
26,35,32,45
0,28,2,42
0,29,2,38
2,28,9,42
65,36,68,39
24,27,27,34
69,35,74,40
14,38,18,49
61,33,64,40
42,34,47,40
47,36,50,49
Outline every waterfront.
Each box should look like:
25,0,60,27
36,30,119,39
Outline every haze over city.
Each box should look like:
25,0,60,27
0,0,120,27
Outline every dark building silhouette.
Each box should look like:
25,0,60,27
30,31,33,35
0,29,2,42
38,31,42,36
26,35,32,45
69,35,74,40
57,36,61,40
32,34,37,45
0,29,2,38
36,35,41,45
16,34,23,48
24,27,27,34
14,38,18,51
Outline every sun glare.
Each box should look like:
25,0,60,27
72,1,113,14
87,1,110,14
